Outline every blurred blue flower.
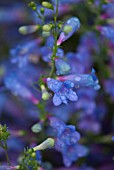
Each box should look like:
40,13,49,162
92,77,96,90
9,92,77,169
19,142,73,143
97,26,114,43
49,117,87,167
104,79,114,101
10,38,41,68
40,36,64,62
55,58,71,75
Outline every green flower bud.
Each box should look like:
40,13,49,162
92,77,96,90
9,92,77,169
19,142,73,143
27,148,33,154
40,7,45,14
31,152,36,158
33,138,55,151
42,31,50,37
28,1,36,7
63,25,72,35
32,6,37,11
0,124,10,141
42,1,54,10
42,92,50,100
42,24,52,32
19,25,39,35
41,84,50,100
31,123,42,133
58,23,63,29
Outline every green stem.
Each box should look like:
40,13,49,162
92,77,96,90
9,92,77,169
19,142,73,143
37,101,47,121
4,148,11,166
49,60,55,77
49,0,59,78
0,142,11,166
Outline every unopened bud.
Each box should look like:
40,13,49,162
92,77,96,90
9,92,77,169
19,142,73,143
42,1,53,10
33,138,55,151
55,58,71,75
31,152,36,158
42,24,52,32
28,1,35,7
57,17,80,46
31,123,42,133
40,7,45,14
41,85,50,100
42,31,50,37
19,25,39,35
32,6,37,11
58,23,63,29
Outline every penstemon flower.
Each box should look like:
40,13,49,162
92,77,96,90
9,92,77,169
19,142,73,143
55,58,71,75
57,17,80,45
47,78,78,106
49,117,88,167
57,69,100,90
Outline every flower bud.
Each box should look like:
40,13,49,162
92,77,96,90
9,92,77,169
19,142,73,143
19,25,39,35
41,84,50,100
32,6,37,11
42,24,52,32
42,31,50,37
31,123,42,133
33,138,55,151
40,7,45,14
42,1,54,10
31,152,36,158
28,1,35,7
57,17,80,45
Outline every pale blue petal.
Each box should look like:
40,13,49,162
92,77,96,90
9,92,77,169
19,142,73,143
53,94,62,106
67,89,78,101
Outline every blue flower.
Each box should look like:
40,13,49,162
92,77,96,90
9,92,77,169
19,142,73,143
55,58,71,75
40,47,64,62
58,68,100,90
10,38,41,67
97,26,114,43
40,36,64,62
49,117,87,167
47,78,78,106
57,17,80,45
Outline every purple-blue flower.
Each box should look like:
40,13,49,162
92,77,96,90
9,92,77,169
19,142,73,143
10,38,41,67
40,36,64,62
58,69,100,90
49,117,87,167
47,78,78,106
104,79,114,100
57,17,80,45
55,58,71,75
97,26,114,43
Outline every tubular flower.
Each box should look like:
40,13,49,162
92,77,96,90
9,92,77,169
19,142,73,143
57,69,100,90
47,78,78,106
57,17,80,45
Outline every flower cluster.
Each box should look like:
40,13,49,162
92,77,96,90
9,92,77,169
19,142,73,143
1,0,114,169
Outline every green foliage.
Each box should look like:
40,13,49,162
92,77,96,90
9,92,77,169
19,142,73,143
0,124,10,143
18,148,39,170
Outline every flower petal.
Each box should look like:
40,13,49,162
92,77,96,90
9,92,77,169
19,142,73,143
67,89,78,101
53,94,62,106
